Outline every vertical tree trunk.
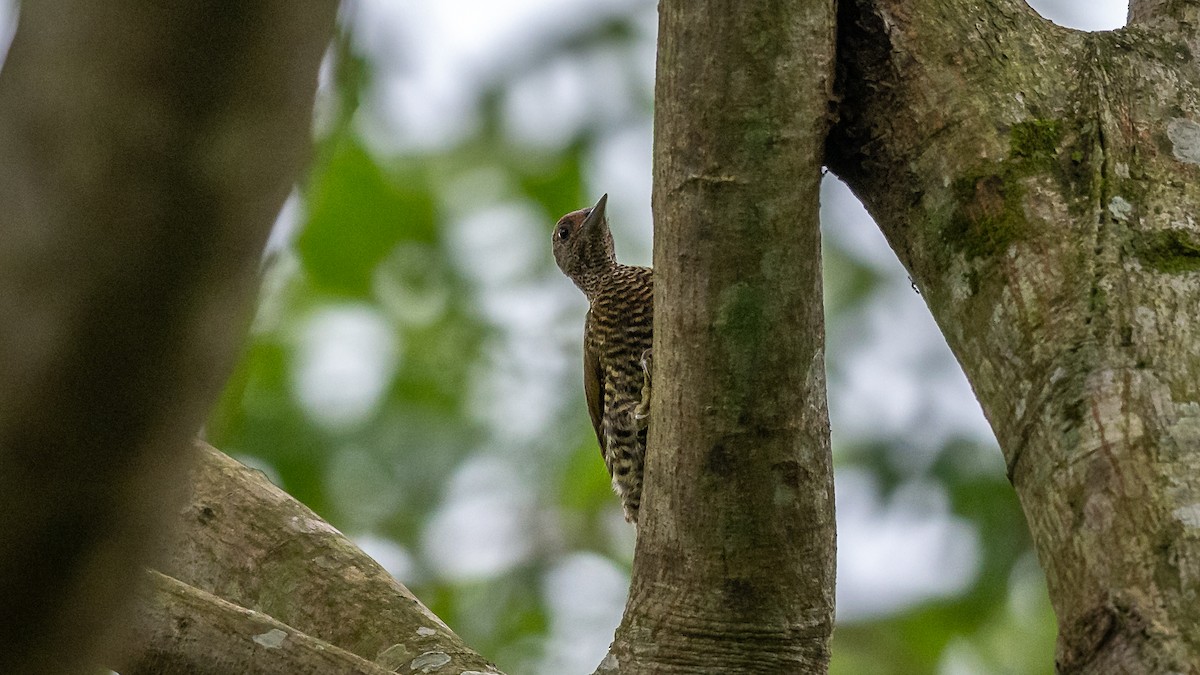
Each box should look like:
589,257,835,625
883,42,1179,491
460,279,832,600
599,0,837,671
0,3,336,673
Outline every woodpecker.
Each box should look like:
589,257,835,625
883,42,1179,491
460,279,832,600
552,194,653,524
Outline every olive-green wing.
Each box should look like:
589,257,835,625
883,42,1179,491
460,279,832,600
583,317,606,457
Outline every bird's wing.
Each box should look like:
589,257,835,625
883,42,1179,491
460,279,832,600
583,314,606,457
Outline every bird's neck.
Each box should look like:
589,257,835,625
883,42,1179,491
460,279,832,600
575,259,619,301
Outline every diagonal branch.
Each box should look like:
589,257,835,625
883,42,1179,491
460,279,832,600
125,571,398,675
154,441,502,673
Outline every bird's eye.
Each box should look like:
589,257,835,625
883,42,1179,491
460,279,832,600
557,225,570,241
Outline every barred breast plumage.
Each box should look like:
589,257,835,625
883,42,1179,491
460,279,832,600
552,194,653,524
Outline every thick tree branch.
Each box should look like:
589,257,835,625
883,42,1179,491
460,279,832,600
599,0,837,672
1127,0,1200,30
125,571,398,675
830,0,1200,670
0,3,336,673
151,441,501,674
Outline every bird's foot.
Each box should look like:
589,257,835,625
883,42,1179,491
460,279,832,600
634,348,653,422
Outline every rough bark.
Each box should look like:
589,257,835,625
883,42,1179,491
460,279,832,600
828,0,1200,671
598,0,837,672
1128,0,1200,31
142,441,502,674
0,3,337,673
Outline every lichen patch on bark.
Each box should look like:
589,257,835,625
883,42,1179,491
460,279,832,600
251,628,289,649
1166,117,1200,164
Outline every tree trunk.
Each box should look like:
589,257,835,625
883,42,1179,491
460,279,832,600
0,3,336,673
598,0,838,671
828,0,1200,670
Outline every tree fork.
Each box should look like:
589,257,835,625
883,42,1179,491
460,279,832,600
829,0,1200,670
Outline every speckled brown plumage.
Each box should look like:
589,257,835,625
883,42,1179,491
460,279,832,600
552,194,653,523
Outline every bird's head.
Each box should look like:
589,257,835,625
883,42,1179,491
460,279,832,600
552,193,615,291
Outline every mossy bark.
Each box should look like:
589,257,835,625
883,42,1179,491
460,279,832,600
828,0,1200,671
598,0,837,672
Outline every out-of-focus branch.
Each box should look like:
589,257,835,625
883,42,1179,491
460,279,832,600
153,441,502,673
0,3,337,673
125,571,398,675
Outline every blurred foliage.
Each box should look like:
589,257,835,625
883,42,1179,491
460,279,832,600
207,3,1056,673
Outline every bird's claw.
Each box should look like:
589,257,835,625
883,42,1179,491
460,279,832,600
635,348,653,422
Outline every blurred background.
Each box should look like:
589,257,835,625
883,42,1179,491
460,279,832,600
0,1,1127,673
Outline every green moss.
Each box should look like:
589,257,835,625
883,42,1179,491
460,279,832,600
1009,119,1063,163
1009,117,1102,204
1132,229,1200,273
715,282,766,348
942,172,1029,260
714,282,765,402
937,119,1085,262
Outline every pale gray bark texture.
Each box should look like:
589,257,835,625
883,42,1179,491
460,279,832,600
0,3,337,673
829,0,1200,671
597,0,837,672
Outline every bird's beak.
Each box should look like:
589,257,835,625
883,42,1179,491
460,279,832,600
582,193,608,229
